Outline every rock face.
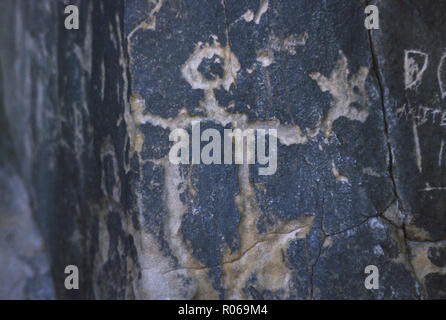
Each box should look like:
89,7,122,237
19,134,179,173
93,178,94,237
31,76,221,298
0,0,57,299
0,0,445,299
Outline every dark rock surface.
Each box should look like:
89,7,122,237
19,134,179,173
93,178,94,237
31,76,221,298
0,0,56,299
0,0,444,299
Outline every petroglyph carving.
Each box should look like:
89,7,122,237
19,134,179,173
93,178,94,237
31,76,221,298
181,38,240,92
122,35,313,298
412,120,423,173
254,0,269,24
256,32,308,67
403,50,446,99
127,0,164,39
241,10,254,23
404,50,429,90
235,0,269,25
419,183,446,192
331,162,349,183
396,102,446,128
438,53,446,99
310,51,370,138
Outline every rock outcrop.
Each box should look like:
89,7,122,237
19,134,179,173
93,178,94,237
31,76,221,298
0,0,445,299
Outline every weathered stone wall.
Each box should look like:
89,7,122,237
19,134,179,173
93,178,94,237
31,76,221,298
0,0,58,299
0,0,445,299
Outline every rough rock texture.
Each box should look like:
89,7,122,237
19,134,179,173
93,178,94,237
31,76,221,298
0,0,445,299
0,0,56,299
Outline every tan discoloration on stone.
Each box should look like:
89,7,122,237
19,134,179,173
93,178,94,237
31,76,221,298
127,94,146,157
383,202,405,228
137,231,199,299
331,162,349,183
387,223,414,273
241,9,254,23
408,241,446,290
404,212,434,241
222,217,313,298
254,0,269,24
256,49,274,67
221,163,315,298
132,158,205,299
405,223,433,242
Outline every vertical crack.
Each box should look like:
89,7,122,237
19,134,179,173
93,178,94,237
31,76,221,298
366,8,426,297
309,237,323,300
222,0,231,49
366,27,400,203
